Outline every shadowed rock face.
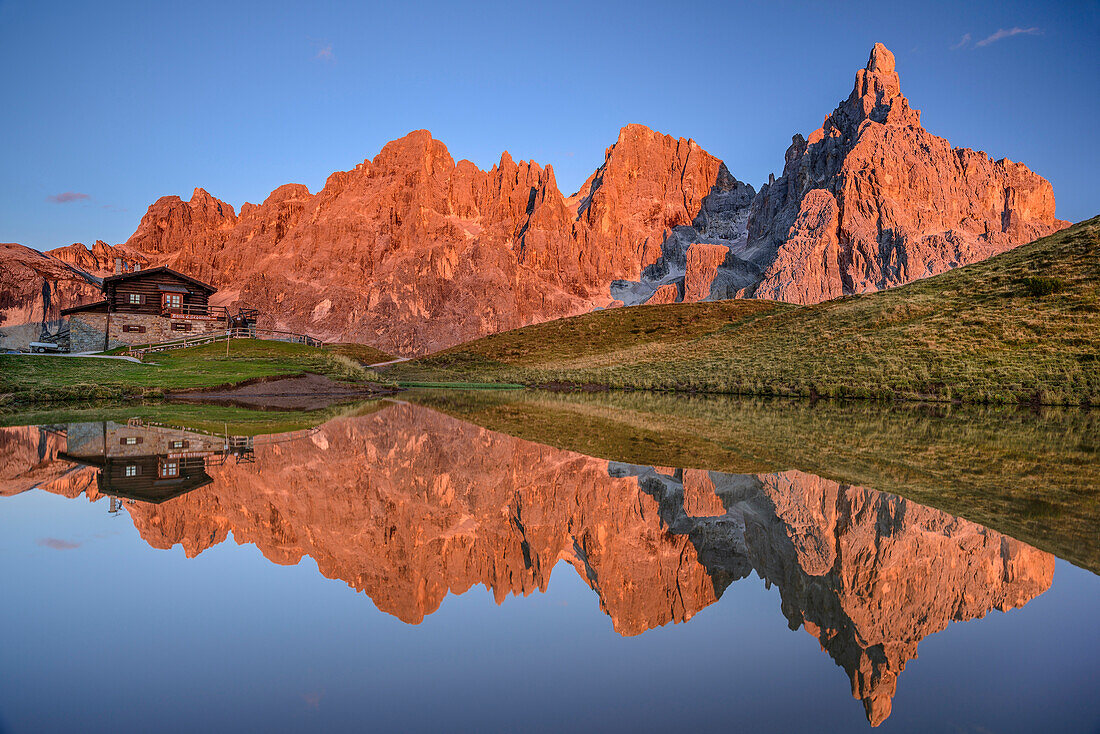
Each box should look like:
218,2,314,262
1,405,1054,725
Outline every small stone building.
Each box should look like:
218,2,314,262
59,266,241,352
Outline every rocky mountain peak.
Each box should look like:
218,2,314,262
866,41,895,72
846,42,910,126
745,43,1066,306
370,129,454,178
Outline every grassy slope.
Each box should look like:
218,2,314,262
409,388,1100,574
395,218,1100,404
325,342,396,365
0,339,386,407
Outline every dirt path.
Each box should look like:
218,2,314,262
368,357,411,368
17,352,145,364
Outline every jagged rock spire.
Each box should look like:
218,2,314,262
866,42,895,72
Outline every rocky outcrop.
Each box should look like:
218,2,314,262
213,134,598,355
646,282,680,305
46,240,149,276
634,42,1067,307
0,242,102,349
122,187,238,282
683,243,736,302
570,124,749,284
742,43,1068,302
620,155,758,306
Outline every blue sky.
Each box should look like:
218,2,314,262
1,0,1096,251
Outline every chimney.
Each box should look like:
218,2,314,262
114,257,122,274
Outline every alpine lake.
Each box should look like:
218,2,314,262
2,389,1097,733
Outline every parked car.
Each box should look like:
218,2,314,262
28,341,62,353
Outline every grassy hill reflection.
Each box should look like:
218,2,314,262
409,389,1099,573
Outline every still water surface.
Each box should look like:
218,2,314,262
1,395,1097,732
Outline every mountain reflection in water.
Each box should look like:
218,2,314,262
0,402,1060,727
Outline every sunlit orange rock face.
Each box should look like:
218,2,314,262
568,123,733,282
0,426,97,498
46,240,149,277
99,126,735,356
0,243,104,349
646,282,680,304
1,405,1055,724
744,43,1068,303
120,405,717,635
107,43,1065,346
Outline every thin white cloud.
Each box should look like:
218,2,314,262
951,33,972,50
976,27,1041,47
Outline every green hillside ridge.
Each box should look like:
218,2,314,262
392,217,1100,405
408,388,1100,574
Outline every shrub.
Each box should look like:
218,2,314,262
1019,276,1068,297
317,353,376,382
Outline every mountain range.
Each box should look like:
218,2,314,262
0,44,1067,355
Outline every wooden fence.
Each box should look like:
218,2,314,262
124,328,324,358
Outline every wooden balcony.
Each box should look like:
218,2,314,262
161,304,230,320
